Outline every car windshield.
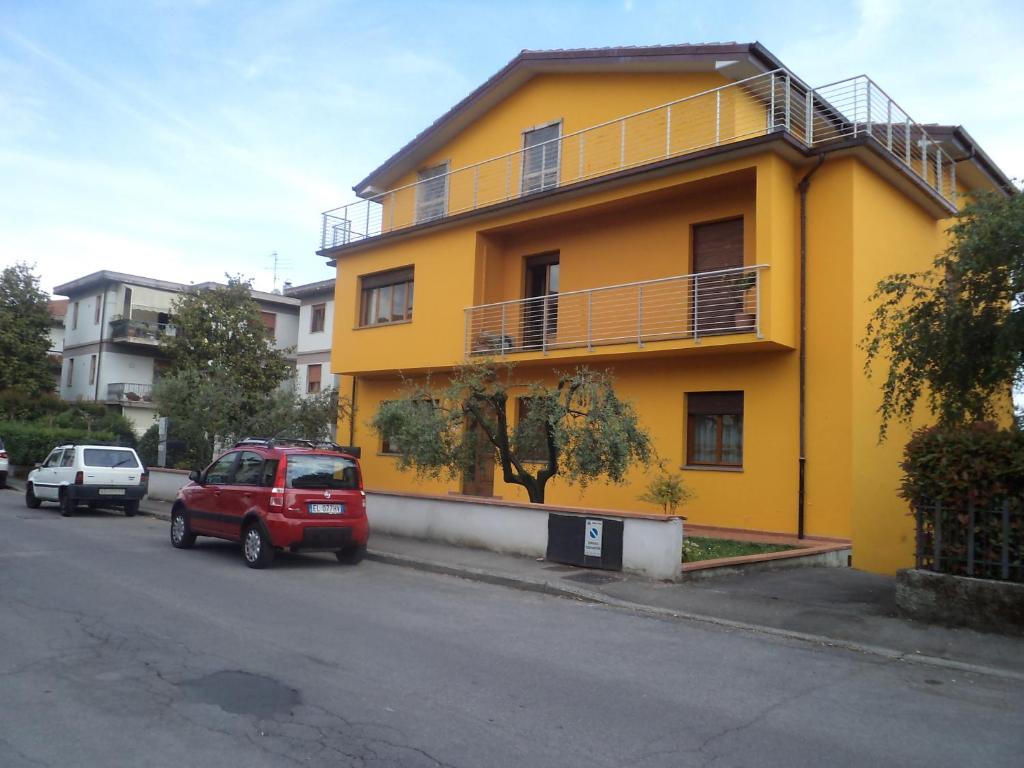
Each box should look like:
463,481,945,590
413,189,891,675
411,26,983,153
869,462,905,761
285,455,359,490
83,448,140,469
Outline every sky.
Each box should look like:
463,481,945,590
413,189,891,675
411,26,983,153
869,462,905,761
2,0,1022,297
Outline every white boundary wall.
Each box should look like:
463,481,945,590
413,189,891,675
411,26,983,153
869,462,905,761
367,491,683,581
146,468,191,502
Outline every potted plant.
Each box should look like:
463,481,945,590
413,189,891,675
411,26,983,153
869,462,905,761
731,270,758,330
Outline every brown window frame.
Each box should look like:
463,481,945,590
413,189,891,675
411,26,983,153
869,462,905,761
359,267,414,327
260,311,277,332
310,303,326,333
686,391,744,468
306,363,322,394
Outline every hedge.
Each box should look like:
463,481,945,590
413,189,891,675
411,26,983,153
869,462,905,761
0,421,118,467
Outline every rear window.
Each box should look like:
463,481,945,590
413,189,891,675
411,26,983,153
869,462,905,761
83,448,140,469
285,455,360,490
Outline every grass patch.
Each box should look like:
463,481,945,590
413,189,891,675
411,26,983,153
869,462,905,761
682,536,795,563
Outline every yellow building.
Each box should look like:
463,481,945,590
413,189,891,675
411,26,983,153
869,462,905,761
319,44,1012,574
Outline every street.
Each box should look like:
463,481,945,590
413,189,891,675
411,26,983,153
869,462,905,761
1,488,1022,768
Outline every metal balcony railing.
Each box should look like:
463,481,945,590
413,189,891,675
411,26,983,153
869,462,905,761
321,71,956,249
109,317,176,344
106,382,154,404
465,265,766,357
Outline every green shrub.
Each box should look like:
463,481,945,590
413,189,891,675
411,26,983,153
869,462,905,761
638,471,695,515
0,421,118,466
137,422,207,470
0,388,66,422
900,423,1024,509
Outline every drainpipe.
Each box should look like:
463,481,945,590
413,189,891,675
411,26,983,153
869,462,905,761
797,155,825,540
94,288,108,403
348,375,357,446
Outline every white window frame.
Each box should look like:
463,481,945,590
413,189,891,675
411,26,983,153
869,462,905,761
415,161,450,223
521,120,562,195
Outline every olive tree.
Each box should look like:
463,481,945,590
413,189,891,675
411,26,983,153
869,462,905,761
371,363,653,503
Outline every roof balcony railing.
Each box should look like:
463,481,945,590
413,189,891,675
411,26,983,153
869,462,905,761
464,264,767,357
106,382,155,404
321,71,956,250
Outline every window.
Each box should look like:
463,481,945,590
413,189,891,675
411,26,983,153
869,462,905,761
310,303,326,333
72,301,79,330
88,355,97,385
415,162,449,223
60,450,75,468
687,392,744,467
522,122,561,194
233,452,264,486
66,358,75,387
259,460,279,488
43,450,63,468
515,397,549,463
359,267,414,327
306,364,322,394
285,455,360,490
83,449,139,468
380,401,401,454
94,295,102,324
205,453,238,485
260,311,277,332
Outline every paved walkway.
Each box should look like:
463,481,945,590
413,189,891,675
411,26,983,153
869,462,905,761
8,478,1020,680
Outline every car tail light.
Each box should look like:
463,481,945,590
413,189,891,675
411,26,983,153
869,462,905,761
0,450,7,459
74,471,84,485
270,457,287,507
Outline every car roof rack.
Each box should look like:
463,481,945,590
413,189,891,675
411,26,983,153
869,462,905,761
233,437,317,449
232,437,361,458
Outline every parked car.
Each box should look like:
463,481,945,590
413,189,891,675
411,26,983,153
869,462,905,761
0,436,8,488
170,439,369,569
25,444,147,517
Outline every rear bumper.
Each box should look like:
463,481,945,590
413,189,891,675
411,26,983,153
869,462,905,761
265,513,369,551
67,484,146,502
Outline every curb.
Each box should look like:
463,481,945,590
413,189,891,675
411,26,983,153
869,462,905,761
368,548,1024,683
132,502,1024,683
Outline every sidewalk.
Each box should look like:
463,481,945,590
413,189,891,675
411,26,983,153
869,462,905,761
22,484,1017,681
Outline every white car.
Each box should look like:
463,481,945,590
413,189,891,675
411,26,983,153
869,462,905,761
26,444,147,517
0,436,8,488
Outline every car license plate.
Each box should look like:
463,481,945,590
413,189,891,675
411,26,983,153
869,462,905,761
309,503,343,515
98,488,125,496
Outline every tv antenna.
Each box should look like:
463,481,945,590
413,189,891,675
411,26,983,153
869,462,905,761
267,251,292,292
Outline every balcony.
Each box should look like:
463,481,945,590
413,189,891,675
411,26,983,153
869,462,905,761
106,382,155,406
321,72,957,249
109,317,176,345
465,265,766,358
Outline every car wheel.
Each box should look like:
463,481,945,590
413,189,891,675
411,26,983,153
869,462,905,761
335,544,367,565
123,500,139,517
25,483,41,509
242,523,274,569
170,507,196,549
59,489,74,517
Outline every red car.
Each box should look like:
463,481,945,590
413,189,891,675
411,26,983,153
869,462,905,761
170,439,369,568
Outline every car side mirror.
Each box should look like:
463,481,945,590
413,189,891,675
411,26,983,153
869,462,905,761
188,470,203,484
33,463,42,469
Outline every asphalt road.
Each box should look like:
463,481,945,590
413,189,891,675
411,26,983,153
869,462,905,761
1,488,1022,768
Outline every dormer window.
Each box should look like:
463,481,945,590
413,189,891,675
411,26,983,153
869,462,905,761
415,162,449,223
522,122,561,194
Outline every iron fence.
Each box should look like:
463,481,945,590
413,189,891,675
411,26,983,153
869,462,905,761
465,265,765,356
320,70,956,249
914,500,1024,582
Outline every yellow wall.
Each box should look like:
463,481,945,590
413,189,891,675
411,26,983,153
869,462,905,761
329,67,1000,576
354,352,802,533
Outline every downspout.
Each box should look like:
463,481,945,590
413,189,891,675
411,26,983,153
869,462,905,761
797,155,825,540
348,375,357,447
94,288,108,403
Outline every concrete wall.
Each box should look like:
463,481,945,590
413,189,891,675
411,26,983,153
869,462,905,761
896,569,1024,637
146,468,191,502
366,491,683,580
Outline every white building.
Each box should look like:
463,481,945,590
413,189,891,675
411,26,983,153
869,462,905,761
284,279,338,397
54,271,301,435
47,299,68,391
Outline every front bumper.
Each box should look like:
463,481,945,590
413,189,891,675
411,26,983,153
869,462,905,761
66,484,146,502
